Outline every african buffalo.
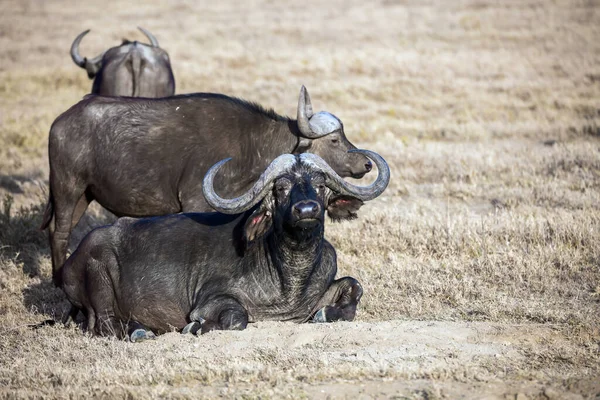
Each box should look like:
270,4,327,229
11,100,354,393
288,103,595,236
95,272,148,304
42,86,374,286
70,27,175,97
59,150,389,340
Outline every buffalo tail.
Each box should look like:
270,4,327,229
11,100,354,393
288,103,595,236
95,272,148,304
40,189,54,230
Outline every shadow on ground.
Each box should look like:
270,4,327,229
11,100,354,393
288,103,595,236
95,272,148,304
0,175,25,194
21,278,68,319
0,194,116,319
0,172,47,195
0,194,48,277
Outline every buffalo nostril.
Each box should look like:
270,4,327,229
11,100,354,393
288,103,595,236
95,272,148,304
365,161,373,172
293,201,320,217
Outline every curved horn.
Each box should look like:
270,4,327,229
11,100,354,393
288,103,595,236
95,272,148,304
299,150,390,201
70,30,90,68
297,85,325,139
138,26,159,47
203,154,298,214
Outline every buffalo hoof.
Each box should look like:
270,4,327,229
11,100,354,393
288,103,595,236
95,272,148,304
311,305,350,323
181,321,201,335
130,328,156,343
200,320,220,334
312,307,327,323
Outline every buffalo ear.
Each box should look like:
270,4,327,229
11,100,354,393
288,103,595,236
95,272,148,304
244,208,273,244
327,195,364,221
85,61,101,79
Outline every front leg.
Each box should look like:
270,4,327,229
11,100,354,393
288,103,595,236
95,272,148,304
312,277,363,323
183,295,249,335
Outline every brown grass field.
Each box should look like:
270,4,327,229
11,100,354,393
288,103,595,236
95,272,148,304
1,0,599,398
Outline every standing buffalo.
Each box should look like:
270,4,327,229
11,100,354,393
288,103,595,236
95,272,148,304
42,86,374,286
60,150,390,340
70,27,175,97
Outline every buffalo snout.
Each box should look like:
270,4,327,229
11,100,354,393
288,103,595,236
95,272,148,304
348,152,373,179
293,200,321,220
290,199,323,230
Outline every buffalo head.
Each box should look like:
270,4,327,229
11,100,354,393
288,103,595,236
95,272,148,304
295,87,373,179
70,27,174,97
203,150,390,242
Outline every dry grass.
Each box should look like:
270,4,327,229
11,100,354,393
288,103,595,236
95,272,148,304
1,0,599,398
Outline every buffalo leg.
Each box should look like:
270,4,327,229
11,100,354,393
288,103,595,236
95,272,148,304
188,296,249,335
51,192,92,286
50,189,87,286
85,307,96,335
62,305,80,326
86,262,122,337
71,191,93,229
181,321,201,335
312,277,363,323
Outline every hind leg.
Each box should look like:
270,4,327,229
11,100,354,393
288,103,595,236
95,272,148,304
71,191,93,229
85,308,96,335
188,295,249,335
49,188,88,286
95,314,128,338
93,317,157,342
82,309,120,338
84,254,123,338
62,305,80,326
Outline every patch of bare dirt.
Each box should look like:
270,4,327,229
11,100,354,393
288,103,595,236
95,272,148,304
2,320,598,399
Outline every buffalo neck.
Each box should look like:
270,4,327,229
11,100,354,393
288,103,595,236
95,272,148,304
264,224,326,296
249,119,301,164
214,119,300,198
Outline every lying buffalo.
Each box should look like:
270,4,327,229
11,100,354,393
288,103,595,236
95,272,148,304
59,150,389,340
43,86,374,286
70,27,175,97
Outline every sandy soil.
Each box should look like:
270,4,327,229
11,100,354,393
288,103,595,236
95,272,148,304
3,319,598,399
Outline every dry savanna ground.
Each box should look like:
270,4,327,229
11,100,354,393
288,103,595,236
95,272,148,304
1,0,599,398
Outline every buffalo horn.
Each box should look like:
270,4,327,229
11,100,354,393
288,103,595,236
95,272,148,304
138,27,159,47
299,150,390,201
297,85,330,139
70,29,104,70
70,30,90,68
203,154,297,214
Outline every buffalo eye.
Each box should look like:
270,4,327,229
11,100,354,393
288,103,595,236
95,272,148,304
311,176,326,194
331,138,339,144
274,179,292,198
